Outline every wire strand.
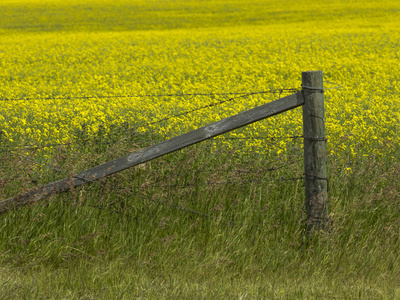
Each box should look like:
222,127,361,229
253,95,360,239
0,89,299,102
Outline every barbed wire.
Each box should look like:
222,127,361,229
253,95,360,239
1,153,304,196
1,82,341,228
1,87,305,223
221,135,303,140
89,183,242,226
149,176,304,190
144,89,299,127
0,139,162,151
1,154,304,231
1,119,303,185
80,186,242,225
1,88,300,152
94,179,304,229
0,81,342,103
0,135,303,151
144,158,303,187
1,135,304,222
0,89,299,102
2,150,112,199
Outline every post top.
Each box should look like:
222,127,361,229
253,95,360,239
302,70,323,74
302,71,323,89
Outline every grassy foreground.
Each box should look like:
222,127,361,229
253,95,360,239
1,136,400,299
1,0,400,298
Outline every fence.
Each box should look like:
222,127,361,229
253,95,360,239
0,70,328,233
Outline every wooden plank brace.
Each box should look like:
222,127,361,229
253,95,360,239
0,91,305,214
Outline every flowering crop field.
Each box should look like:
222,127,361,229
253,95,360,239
2,2,400,298
0,0,399,160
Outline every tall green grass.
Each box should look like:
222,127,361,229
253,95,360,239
1,128,400,298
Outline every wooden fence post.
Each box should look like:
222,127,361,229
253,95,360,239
302,70,329,233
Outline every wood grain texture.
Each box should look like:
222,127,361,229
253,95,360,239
302,71,329,233
0,91,304,214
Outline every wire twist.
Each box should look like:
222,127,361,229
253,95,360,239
301,85,324,93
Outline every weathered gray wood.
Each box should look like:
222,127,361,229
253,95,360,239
302,71,329,232
0,91,304,214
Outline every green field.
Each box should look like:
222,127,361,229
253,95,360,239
1,0,400,298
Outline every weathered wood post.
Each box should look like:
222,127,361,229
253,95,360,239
302,70,329,233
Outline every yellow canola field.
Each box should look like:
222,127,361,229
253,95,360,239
0,0,399,160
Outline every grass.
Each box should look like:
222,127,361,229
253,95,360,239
1,0,400,298
1,129,400,298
